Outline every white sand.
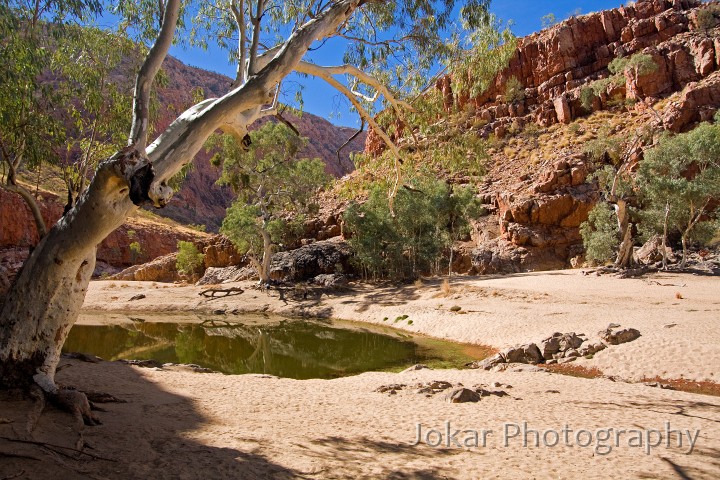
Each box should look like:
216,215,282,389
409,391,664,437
83,269,720,382
2,269,718,479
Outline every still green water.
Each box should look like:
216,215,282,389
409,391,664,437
63,315,486,379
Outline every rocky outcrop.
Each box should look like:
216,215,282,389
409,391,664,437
0,188,209,279
469,327,638,370
367,1,720,274
111,253,180,283
269,239,353,281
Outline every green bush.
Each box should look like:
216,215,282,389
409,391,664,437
696,5,720,30
176,241,205,276
343,178,481,280
504,76,525,103
129,241,143,263
580,203,619,264
580,87,595,112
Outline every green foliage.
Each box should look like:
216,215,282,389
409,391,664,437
636,123,720,261
176,241,205,276
540,13,557,29
343,178,482,280
583,128,626,165
580,87,596,112
580,203,619,264
0,4,134,207
216,122,330,276
129,241,143,263
589,164,634,199
504,76,525,103
588,53,658,102
221,203,265,257
695,4,720,30
449,16,517,100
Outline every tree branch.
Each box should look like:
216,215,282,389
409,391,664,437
294,60,404,207
1,183,47,239
145,0,363,207
128,0,181,151
336,119,364,165
230,0,248,86
246,0,265,77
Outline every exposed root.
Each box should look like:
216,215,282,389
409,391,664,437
51,388,101,427
199,287,244,298
0,436,115,462
24,386,45,436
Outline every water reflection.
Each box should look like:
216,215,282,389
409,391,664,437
63,319,439,379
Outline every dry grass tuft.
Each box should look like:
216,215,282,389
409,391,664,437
641,376,720,397
440,278,452,296
542,363,604,379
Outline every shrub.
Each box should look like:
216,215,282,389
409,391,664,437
176,241,205,277
696,5,720,31
344,178,481,280
580,87,595,112
540,13,557,29
580,203,619,264
504,76,525,103
129,241,143,263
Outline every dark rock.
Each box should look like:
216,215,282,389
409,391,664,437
503,343,543,364
599,327,641,345
401,364,430,373
269,239,353,281
446,388,481,403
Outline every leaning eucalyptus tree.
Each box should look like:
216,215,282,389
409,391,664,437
0,0,490,401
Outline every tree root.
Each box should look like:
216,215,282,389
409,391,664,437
199,286,244,298
0,437,115,462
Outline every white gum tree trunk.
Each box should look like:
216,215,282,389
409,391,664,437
0,0,363,390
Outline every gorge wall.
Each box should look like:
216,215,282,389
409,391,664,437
365,0,720,274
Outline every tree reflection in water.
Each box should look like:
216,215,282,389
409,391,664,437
63,318,433,379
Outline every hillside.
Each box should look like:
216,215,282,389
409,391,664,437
151,56,366,230
355,0,720,273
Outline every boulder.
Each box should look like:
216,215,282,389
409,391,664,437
111,253,180,283
599,326,642,345
468,353,506,370
312,273,349,288
446,388,481,403
635,234,676,264
269,239,353,281
202,235,242,268
197,265,256,285
503,343,543,364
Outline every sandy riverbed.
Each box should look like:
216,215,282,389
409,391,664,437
2,269,719,479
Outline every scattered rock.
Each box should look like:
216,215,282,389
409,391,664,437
375,384,406,394
312,273,349,288
401,364,430,373
503,343,543,364
599,326,641,345
446,388,481,403
427,380,453,391
643,381,674,390
558,356,577,364
129,293,146,301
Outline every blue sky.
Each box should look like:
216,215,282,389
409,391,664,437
167,0,625,127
